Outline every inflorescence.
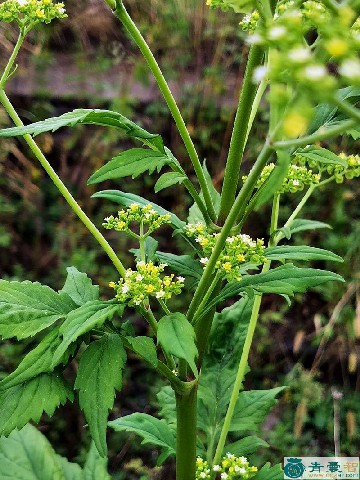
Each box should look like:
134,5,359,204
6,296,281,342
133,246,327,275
185,223,266,282
196,454,258,479
0,0,66,28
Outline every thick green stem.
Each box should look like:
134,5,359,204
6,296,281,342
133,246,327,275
0,90,126,278
113,2,216,221
176,385,198,480
218,44,264,224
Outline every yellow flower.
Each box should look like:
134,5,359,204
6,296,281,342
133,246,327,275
283,112,308,138
36,8,45,18
325,38,349,57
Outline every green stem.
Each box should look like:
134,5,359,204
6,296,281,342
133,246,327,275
158,298,172,315
0,30,25,88
114,1,216,221
0,89,126,278
218,44,264,224
176,385,198,480
192,271,222,326
139,221,145,261
333,97,360,123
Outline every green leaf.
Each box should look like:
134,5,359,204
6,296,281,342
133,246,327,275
0,280,77,340
0,373,72,436
230,387,285,432
0,424,71,480
225,436,269,456
57,456,83,480
253,151,291,209
88,148,169,185
51,301,121,367
61,267,99,306
0,109,164,152
83,442,111,480
348,128,360,140
277,219,331,240
130,237,159,262
188,163,220,223
0,328,64,389
125,336,158,368
157,386,176,428
75,334,126,457
265,245,343,263
253,463,283,480
157,313,198,376
204,264,344,314
295,146,347,167
156,252,203,281
154,172,187,193
92,190,185,231
108,413,176,461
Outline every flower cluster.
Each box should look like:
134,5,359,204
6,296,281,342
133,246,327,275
184,223,265,282
206,0,255,14
196,454,258,479
245,163,321,194
103,203,171,237
109,261,184,307
0,0,66,28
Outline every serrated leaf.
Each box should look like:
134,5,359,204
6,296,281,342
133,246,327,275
230,387,285,432
92,190,185,231
0,280,77,340
0,328,64,389
265,245,343,263
0,424,68,480
203,265,344,315
156,252,203,281
56,456,83,480
253,463,283,480
125,336,158,368
157,313,198,377
276,219,331,240
0,109,164,152
225,435,269,456
295,146,347,167
75,334,126,457
108,413,176,461
154,172,187,193
83,442,111,480
157,386,176,428
0,373,72,436
88,148,169,185
348,129,360,140
60,267,99,307
51,301,121,367
188,163,220,223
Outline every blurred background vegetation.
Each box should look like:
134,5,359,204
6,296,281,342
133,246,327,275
0,0,359,478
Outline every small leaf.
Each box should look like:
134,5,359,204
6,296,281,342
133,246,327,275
156,252,203,281
130,237,158,262
125,336,158,368
295,146,347,167
265,245,343,263
88,148,169,184
157,313,198,377
154,172,187,193
51,301,122,367
83,442,111,480
276,219,331,240
188,163,220,223
92,190,185,231
253,463,283,480
0,373,73,436
75,334,126,457
230,387,285,432
0,109,164,152
108,413,176,461
225,436,269,456
61,266,99,306
0,280,77,340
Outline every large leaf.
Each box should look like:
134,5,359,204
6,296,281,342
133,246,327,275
157,313,198,376
295,146,347,168
230,387,285,433
0,109,164,152
154,171,187,193
108,413,176,462
125,336,158,368
276,218,331,240
0,328,65,389
83,442,111,480
264,245,343,263
75,334,126,457
51,301,121,367
253,463,283,480
92,190,185,231
0,280,77,340
88,148,169,184
204,264,344,314
0,373,72,436
60,267,99,306
225,436,269,456
157,385,176,428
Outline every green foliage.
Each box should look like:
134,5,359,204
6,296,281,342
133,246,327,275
125,336,158,368
276,219,331,240
60,267,99,307
224,436,269,456
75,334,126,457
155,172,187,193
264,245,343,263
253,463,283,480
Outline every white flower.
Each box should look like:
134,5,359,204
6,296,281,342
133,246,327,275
221,474,228,479
226,452,234,459
16,0,28,5
135,274,144,281
200,257,209,264
253,65,268,83
234,466,246,474
340,58,360,78
57,6,65,14
288,47,311,63
177,276,185,283
226,237,235,243
121,284,130,294
200,473,207,479
268,25,287,40
156,290,165,298
246,33,263,45
239,456,248,463
303,64,327,80
213,465,220,471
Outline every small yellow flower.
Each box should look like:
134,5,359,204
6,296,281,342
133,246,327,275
283,112,308,138
36,8,45,18
108,281,116,288
325,38,349,57
222,262,232,272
